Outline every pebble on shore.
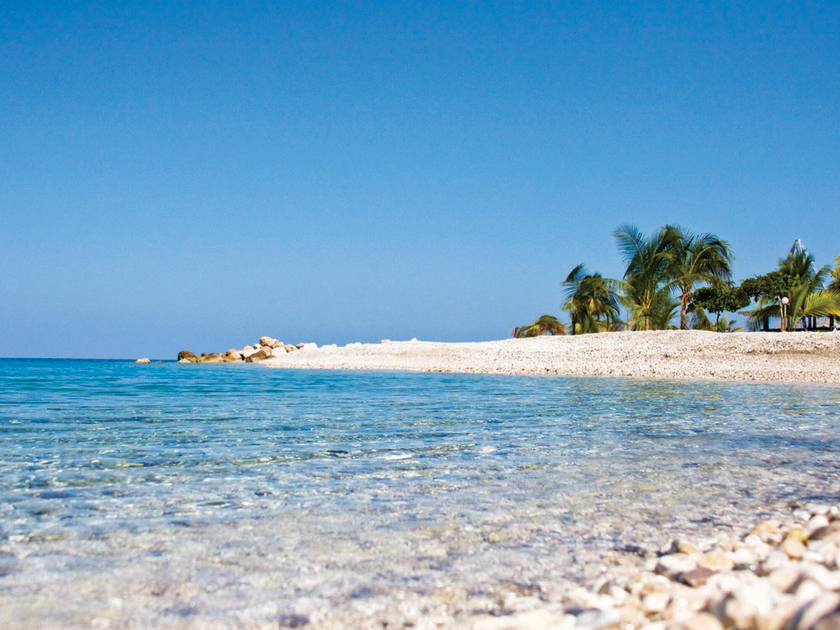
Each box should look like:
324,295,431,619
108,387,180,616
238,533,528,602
456,502,840,630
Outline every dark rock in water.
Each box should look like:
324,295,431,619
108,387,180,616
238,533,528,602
177,350,196,362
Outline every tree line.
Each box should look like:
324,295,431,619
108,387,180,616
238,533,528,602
513,226,840,337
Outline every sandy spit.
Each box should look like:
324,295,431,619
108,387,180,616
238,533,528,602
263,330,840,384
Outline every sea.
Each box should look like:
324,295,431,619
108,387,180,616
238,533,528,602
1,358,839,629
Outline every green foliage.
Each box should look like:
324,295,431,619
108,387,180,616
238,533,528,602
662,225,733,329
613,225,675,331
562,264,621,334
692,309,743,332
692,281,750,316
743,241,837,331
829,256,840,293
739,271,797,301
513,315,567,338
624,289,679,331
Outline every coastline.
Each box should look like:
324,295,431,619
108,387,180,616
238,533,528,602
263,330,840,384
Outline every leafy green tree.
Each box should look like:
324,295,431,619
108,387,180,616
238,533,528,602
739,271,798,302
562,264,621,334
691,280,750,324
613,225,676,331
513,315,567,338
662,225,733,330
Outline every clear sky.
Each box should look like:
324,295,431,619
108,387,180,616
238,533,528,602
2,1,839,359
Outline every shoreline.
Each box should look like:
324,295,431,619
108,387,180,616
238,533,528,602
263,330,840,384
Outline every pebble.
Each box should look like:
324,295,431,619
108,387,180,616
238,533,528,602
458,502,840,630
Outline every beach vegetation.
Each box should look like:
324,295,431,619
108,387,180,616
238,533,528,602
624,289,680,331
690,280,750,327
663,225,733,330
613,225,677,331
691,309,743,332
562,264,621,334
526,231,836,336
829,256,840,293
828,257,840,330
743,241,840,331
513,315,567,337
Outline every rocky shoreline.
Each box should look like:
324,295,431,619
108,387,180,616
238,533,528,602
257,330,840,384
170,330,840,383
450,501,840,630
176,336,304,363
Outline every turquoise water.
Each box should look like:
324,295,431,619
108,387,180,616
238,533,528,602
1,359,839,628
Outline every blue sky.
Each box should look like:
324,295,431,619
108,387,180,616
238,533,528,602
2,1,838,359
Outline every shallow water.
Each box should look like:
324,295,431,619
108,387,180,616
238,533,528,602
1,359,839,628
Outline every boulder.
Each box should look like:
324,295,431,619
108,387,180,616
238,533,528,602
241,346,258,359
225,349,243,361
246,348,271,362
199,353,224,363
178,350,196,362
135,358,151,364
260,336,281,349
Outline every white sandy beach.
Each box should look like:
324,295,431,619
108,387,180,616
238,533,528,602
264,330,840,383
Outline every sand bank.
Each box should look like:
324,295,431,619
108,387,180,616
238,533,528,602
264,330,840,383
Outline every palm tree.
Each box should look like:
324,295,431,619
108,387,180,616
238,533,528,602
513,315,567,338
692,308,743,332
829,256,840,291
749,282,840,331
788,285,840,330
562,264,621,334
624,288,680,331
828,256,840,330
613,225,676,331
776,240,830,330
662,225,732,330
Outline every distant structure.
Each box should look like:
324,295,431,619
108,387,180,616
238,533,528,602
790,238,806,256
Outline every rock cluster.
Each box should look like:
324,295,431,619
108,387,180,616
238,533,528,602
177,336,310,363
460,503,840,630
